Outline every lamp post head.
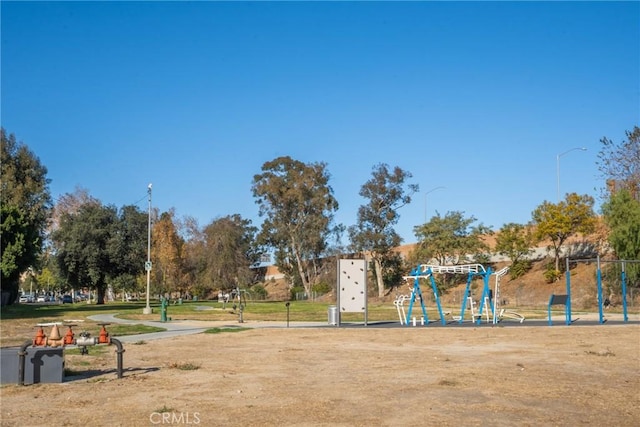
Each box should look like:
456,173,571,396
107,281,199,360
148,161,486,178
148,183,152,190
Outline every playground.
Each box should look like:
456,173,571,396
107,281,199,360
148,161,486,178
1,319,639,426
1,258,639,425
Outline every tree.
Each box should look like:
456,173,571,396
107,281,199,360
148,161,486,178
349,164,417,297
531,193,596,271
598,126,640,287
201,215,259,292
495,223,535,279
597,126,640,198
179,216,208,298
252,156,339,295
49,186,99,232
602,189,640,287
107,205,148,298
412,211,491,265
53,202,118,304
1,129,52,305
151,210,184,297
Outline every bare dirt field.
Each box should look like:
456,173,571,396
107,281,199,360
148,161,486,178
1,320,639,427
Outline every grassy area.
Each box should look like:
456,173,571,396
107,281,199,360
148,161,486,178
1,298,599,325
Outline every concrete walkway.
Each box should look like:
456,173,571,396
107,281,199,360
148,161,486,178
87,314,326,343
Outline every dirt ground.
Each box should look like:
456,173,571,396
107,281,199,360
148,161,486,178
1,320,639,427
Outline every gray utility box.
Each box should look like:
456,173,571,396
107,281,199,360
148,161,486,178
0,347,64,384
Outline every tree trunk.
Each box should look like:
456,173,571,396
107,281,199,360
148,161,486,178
291,237,311,295
373,257,385,298
96,286,106,305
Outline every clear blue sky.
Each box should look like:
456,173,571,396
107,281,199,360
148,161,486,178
2,1,638,244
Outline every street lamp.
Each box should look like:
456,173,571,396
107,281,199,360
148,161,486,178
424,186,445,223
556,148,586,202
143,183,153,314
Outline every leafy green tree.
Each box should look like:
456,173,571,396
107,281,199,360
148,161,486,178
531,193,596,272
252,156,339,295
108,205,148,297
412,210,491,266
602,189,640,286
53,202,118,304
597,126,640,289
201,214,259,292
1,129,52,304
349,164,417,297
495,223,535,279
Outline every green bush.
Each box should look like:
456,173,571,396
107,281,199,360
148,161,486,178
544,267,561,284
250,284,268,300
290,285,305,300
510,260,532,279
311,282,331,295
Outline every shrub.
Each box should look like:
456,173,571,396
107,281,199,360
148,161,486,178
544,267,561,284
250,284,268,300
290,285,305,300
311,282,331,295
510,260,532,279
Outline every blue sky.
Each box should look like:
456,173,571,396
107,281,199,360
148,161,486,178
2,1,638,245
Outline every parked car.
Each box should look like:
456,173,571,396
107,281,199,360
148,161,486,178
19,294,34,303
36,295,46,303
61,295,73,304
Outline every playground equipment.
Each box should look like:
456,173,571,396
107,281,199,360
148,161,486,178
402,263,524,326
491,266,525,324
560,256,638,325
335,259,368,327
401,264,451,326
548,294,570,326
17,321,124,385
456,264,495,325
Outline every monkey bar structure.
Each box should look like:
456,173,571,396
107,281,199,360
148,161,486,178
564,256,639,325
403,264,488,326
456,264,496,325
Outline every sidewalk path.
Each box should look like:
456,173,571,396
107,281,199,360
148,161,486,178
88,314,326,343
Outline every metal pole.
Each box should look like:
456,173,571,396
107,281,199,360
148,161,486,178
143,184,153,314
621,262,628,323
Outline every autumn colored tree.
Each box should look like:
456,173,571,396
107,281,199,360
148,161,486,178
349,164,417,297
252,156,339,295
531,193,596,271
1,129,52,304
151,210,184,296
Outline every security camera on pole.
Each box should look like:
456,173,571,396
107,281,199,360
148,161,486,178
143,183,153,315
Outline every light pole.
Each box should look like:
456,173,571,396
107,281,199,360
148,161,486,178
556,147,586,202
143,183,153,314
424,186,445,223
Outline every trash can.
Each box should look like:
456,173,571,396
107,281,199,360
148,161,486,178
328,305,338,325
